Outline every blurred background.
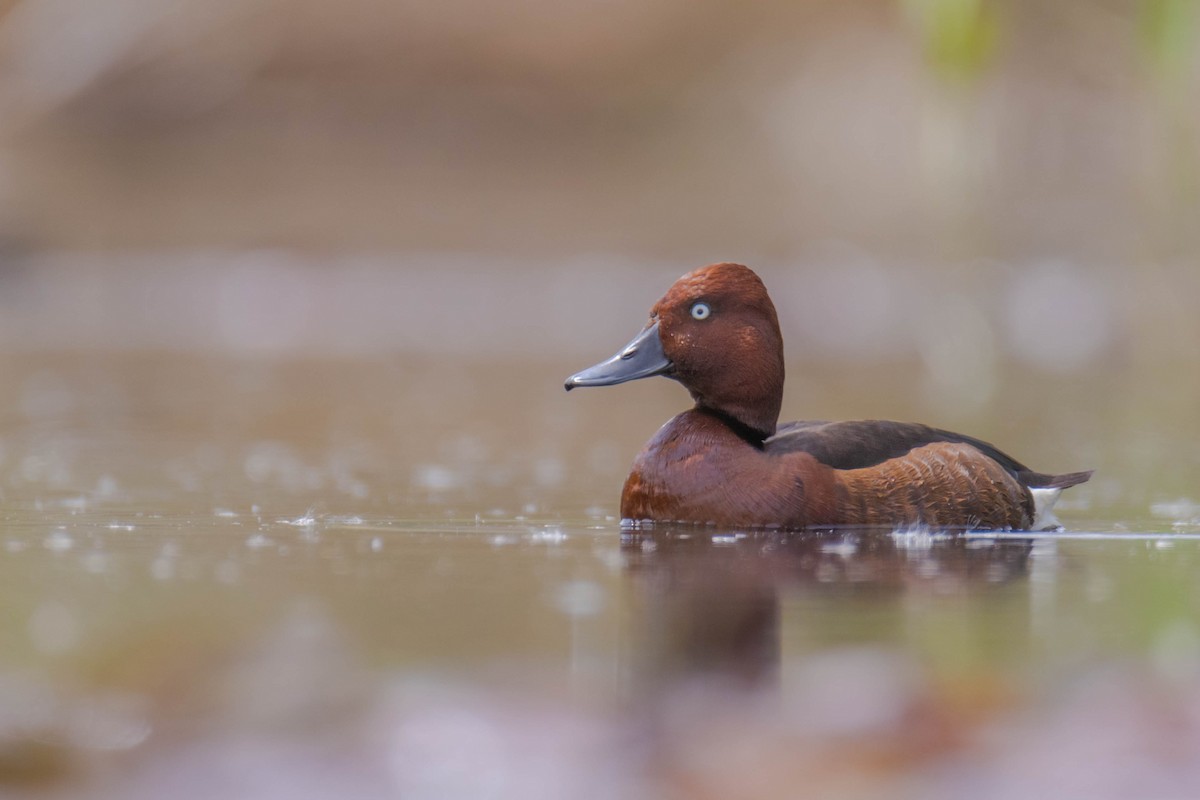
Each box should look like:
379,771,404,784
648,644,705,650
0,0,1196,344
0,0,1197,507
3,3,1200,797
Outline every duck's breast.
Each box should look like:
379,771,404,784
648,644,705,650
620,411,825,527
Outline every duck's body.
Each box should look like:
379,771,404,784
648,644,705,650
566,263,1091,531
622,410,1087,529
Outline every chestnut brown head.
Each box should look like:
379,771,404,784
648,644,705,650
565,263,784,439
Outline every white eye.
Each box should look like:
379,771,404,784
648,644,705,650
690,302,711,320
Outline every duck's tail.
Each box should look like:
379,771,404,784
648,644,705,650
1025,470,1093,530
1018,469,1094,489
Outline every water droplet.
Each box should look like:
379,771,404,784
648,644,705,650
215,561,240,583
890,527,940,550
43,529,73,552
527,528,567,545
246,533,273,550
414,464,459,492
150,557,175,581
820,538,858,557
1151,499,1200,523
552,581,606,617
592,547,624,571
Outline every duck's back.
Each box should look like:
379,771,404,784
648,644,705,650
767,420,1091,489
767,419,1092,529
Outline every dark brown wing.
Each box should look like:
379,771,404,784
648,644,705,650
766,420,1091,489
766,420,1029,472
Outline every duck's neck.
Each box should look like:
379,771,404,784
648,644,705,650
677,313,785,440
696,406,772,446
689,367,783,442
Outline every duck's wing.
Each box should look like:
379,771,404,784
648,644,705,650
766,420,1091,489
767,420,1016,470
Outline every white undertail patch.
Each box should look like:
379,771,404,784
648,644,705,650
1031,487,1064,531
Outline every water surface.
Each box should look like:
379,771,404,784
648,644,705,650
2,352,1197,799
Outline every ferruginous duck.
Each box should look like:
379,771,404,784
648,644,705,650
564,262,1091,530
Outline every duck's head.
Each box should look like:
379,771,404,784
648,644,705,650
565,262,784,439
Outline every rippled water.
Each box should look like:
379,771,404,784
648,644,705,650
2,353,1198,799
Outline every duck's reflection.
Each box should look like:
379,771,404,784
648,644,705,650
621,527,1034,691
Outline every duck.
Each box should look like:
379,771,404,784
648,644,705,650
564,262,1091,531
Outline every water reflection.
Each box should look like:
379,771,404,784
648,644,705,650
622,527,1034,692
